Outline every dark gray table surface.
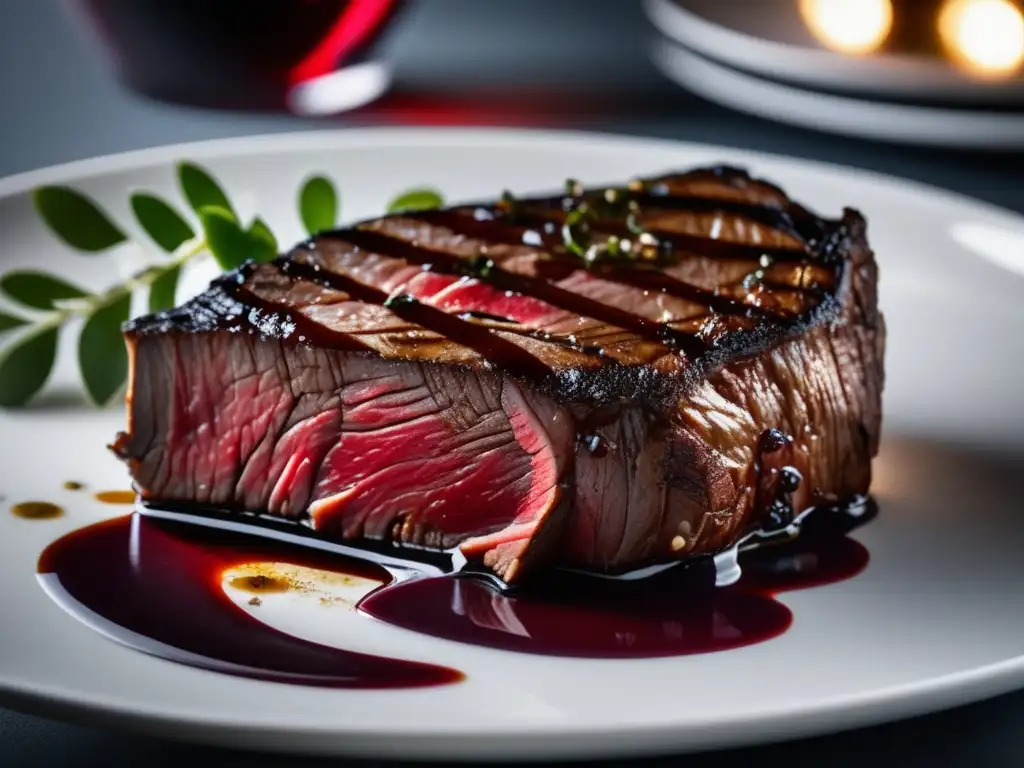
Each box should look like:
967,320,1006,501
1,1,1022,766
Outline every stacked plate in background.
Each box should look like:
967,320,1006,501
644,0,1024,149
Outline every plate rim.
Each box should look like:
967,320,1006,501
650,39,1024,150
0,125,1022,226
2,643,1024,759
2,125,1024,759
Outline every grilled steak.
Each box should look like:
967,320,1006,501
114,166,885,583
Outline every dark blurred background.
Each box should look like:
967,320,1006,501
1,1,1023,765
0,1,1022,211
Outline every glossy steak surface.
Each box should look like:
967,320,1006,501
114,167,885,582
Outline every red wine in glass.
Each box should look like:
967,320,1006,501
74,0,405,112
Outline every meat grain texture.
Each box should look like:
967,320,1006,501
114,167,885,583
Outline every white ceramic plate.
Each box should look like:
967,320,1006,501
1,128,1023,761
649,36,1024,150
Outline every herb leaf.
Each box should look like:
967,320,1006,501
178,162,236,221
200,207,249,270
200,207,276,270
299,176,338,235
78,292,131,406
247,217,278,262
148,265,181,312
1,270,90,310
33,186,127,253
387,188,445,214
0,325,58,407
0,312,28,334
131,193,195,252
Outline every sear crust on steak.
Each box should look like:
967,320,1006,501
113,166,885,583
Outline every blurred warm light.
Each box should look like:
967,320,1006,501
938,0,1024,77
799,0,894,54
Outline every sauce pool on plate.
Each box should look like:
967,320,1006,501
11,502,64,520
35,501,874,685
36,515,461,689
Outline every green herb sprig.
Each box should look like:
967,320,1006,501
0,164,445,409
560,184,668,268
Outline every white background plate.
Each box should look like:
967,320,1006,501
642,0,1024,103
1,128,1023,761
649,38,1024,150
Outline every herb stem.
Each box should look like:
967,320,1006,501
115,237,208,298
26,237,209,330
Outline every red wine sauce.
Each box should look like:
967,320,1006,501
36,505,872,681
36,515,461,689
359,529,869,659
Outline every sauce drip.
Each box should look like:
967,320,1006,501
36,515,461,689
359,512,870,658
11,502,63,520
93,490,136,505
63,481,85,491
752,429,803,532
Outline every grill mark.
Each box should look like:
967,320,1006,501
547,324,661,351
318,228,709,359
603,224,812,264
461,321,615,359
629,192,826,244
401,209,803,317
584,266,786,320
232,166,842,384
461,220,827,311
521,187,828,244
412,208,560,250
453,309,679,363
275,259,554,380
455,194,825,246
218,272,373,352
414,209,813,266
444,211,837,310
300,271,634,363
